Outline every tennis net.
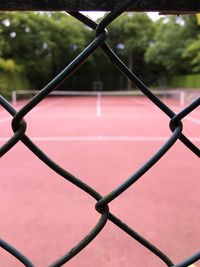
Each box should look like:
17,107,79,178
11,89,186,107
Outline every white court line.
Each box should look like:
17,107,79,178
96,93,102,117
169,105,200,125
186,116,200,124
170,104,200,114
0,136,200,142
0,100,60,125
0,104,25,124
0,116,12,124
151,104,200,125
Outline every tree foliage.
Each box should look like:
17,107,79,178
0,12,199,98
0,12,88,89
145,15,200,75
108,13,154,88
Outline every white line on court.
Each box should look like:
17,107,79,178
0,104,25,125
151,104,200,125
186,116,200,124
96,93,102,117
1,136,200,142
0,99,60,125
21,99,60,113
0,116,12,124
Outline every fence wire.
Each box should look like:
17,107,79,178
0,0,200,266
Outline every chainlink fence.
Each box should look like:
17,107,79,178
0,0,200,266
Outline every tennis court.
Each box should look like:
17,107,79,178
0,92,199,266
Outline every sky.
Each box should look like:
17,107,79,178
82,12,162,21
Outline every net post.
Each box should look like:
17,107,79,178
180,91,185,106
96,92,102,117
12,90,17,106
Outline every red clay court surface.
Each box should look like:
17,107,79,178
0,95,200,267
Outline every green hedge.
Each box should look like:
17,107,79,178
171,74,200,88
0,72,30,99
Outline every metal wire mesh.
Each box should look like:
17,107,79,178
0,0,200,266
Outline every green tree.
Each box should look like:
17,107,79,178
182,36,200,72
0,17,28,98
0,12,88,89
145,15,200,77
181,15,200,73
108,13,154,89
146,17,183,74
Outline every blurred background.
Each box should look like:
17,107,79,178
0,11,200,98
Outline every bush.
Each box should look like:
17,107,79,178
171,74,200,88
0,58,19,73
0,72,30,99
